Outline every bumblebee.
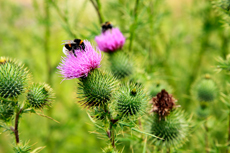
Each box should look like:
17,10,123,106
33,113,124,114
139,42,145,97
101,21,113,33
62,39,85,57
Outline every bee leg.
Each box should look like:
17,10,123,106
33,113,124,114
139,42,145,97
72,50,77,57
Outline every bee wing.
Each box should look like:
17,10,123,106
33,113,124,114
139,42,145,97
61,40,76,45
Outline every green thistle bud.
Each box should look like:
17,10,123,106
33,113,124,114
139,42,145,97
115,83,147,117
26,83,53,109
0,102,14,122
0,57,29,99
193,75,217,102
149,109,189,148
148,80,173,97
78,69,118,108
109,51,134,79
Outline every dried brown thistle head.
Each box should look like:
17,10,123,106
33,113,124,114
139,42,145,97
150,89,178,119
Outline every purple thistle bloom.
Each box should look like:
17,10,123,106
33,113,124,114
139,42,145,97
95,28,125,52
57,40,102,80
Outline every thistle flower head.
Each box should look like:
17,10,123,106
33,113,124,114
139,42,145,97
26,83,54,109
0,57,29,99
150,89,178,120
95,28,126,52
78,69,118,108
115,83,147,117
57,40,102,80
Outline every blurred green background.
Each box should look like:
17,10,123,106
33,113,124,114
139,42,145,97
0,0,230,152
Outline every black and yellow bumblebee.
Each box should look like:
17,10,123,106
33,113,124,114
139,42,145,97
62,39,85,57
101,21,113,33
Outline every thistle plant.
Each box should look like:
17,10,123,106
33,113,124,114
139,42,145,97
147,89,189,150
58,39,150,151
95,23,134,80
0,57,54,152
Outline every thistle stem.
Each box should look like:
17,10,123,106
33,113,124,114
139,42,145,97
167,148,170,153
14,107,23,144
109,123,115,149
204,118,209,153
89,0,104,24
129,0,140,52
227,110,230,153
49,0,76,37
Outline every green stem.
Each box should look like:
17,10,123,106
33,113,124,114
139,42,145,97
167,148,170,153
90,0,104,24
109,123,115,149
49,0,76,37
13,106,23,144
129,0,140,52
44,1,53,152
227,110,230,153
204,118,209,153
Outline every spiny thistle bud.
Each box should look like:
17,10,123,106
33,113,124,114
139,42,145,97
0,102,14,122
150,89,178,120
78,69,118,108
193,75,217,102
108,51,134,79
0,57,29,99
148,80,173,97
115,83,147,117
148,109,189,148
26,83,53,109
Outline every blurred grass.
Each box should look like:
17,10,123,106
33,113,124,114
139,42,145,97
0,0,230,152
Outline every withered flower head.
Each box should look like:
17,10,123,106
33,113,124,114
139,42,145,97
150,89,178,119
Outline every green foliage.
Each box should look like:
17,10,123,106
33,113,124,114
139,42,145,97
78,69,118,108
13,143,31,153
0,57,29,99
26,83,53,109
148,109,189,148
216,54,230,71
115,83,147,117
108,51,134,79
0,101,14,122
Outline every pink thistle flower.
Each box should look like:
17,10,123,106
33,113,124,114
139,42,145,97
95,28,125,52
57,40,102,80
